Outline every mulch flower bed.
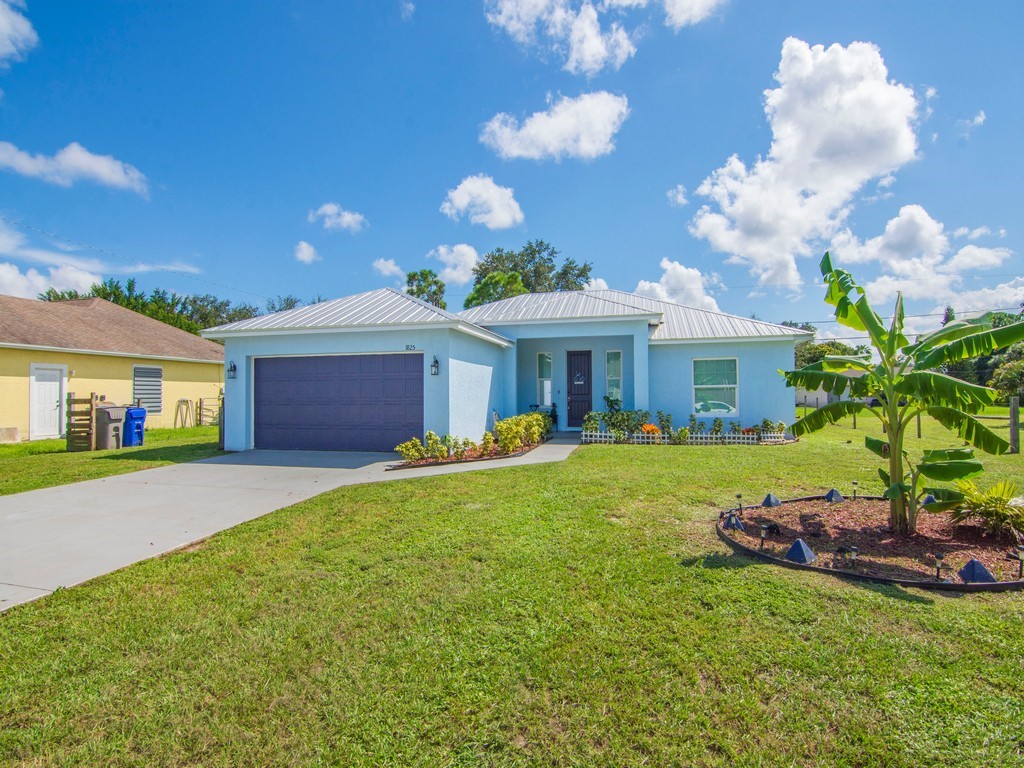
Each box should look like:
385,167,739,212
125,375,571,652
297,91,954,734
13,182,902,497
731,498,1023,582
387,439,547,471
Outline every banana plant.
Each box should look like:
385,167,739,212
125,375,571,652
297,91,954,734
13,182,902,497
869,440,983,531
783,253,1024,534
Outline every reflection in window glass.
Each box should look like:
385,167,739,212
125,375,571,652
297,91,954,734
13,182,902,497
538,352,552,406
606,350,622,402
693,359,737,414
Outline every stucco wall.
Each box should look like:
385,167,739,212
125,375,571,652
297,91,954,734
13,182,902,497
483,318,652,422
512,335,635,425
648,339,797,430
220,327,460,451
0,347,224,439
447,332,504,440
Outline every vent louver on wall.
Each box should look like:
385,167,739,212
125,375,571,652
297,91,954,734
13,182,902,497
132,366,163,414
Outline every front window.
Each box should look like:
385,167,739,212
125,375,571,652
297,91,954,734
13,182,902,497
537,352,552,406
693,358,737,415
606,350,622,403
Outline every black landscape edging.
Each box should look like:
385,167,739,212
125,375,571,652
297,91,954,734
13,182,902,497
716,496,1024,593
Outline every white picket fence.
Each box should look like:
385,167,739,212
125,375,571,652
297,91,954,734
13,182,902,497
580,430,787,446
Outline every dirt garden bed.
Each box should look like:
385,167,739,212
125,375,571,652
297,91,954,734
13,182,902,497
719,495,1024,589
386,436,549,471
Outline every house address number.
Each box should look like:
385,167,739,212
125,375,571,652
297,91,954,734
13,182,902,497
405,345,417,350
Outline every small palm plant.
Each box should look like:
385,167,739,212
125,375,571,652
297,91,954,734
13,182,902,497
783,253,1024,535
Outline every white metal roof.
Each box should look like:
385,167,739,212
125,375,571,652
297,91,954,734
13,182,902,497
202,287,511,346
582,289,811,341
458,289,810,341
457,291,660,325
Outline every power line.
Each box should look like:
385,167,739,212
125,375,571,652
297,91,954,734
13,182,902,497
0,215,271,302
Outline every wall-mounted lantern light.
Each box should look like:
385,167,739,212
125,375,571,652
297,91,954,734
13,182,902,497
226,361,237,379
430,356,440,376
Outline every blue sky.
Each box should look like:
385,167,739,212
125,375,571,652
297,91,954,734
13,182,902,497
1,0,1021,340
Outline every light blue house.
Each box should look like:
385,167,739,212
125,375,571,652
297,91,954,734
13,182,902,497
204,288,810,452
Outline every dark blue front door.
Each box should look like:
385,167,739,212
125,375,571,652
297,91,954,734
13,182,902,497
566,350,592,428
254,354,423,451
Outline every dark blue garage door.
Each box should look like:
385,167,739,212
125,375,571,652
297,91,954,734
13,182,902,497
254,354,423,451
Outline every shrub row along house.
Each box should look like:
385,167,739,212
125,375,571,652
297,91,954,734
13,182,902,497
204,288,810,452
0,295,225,442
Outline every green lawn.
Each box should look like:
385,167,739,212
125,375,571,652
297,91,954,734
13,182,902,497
1,416,1022,765
0,426,222,496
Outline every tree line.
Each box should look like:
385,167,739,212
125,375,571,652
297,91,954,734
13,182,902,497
39,279,309,337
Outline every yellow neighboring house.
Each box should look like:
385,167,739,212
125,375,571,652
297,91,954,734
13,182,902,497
0,295,225,442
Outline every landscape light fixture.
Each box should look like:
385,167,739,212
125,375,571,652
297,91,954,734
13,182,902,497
934,552,945,581
759,524,768,550
848,546,859,567
1016,546,1024,580
852,480,858,500
735,493,742,511
430,356,439,376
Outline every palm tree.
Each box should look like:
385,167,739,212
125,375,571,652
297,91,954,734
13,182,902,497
783,253,1024,534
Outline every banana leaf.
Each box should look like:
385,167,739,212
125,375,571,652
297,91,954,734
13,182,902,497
883,481,911,500
921,487,965,513
886,293,909,359
865,435,889,458
917,458,985,481
914,320,1024,370
878,468,891,487
903,315,994,355
819,355,874,373
782,367,870,397
926,406,1010,455
895,371,996,412
922,447,975,461
790,400,866,437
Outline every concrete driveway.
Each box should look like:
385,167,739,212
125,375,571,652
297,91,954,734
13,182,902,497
0,437,578,612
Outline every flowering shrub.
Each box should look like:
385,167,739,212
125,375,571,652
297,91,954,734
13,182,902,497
395,437,427,462
640,423,661,435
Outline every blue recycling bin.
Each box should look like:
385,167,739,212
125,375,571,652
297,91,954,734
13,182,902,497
123,406,147,447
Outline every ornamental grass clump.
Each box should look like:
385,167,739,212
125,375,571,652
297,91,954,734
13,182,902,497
784,252,1024,534
948,479,1024,541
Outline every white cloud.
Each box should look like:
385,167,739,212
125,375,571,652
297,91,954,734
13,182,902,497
932,278,1024,316
294,241,320,265
400,1,415,20
0,262,101,299
481,91,630,161
564,3,635,76
666,183,688,207
440,174,524,229
485,1,721,71
486,1,636,76
585,276,609,289
661,0,725,29
308,202,367,233
0,141,149,196
372,258,404,279
634,257,720,310
957,110,986,141
0,0,37,66
953,225,995,241
0,219,198,287
829,205,1013,303
689,37,918,290
428,243,479,286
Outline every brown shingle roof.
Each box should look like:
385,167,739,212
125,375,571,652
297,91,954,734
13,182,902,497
0,295,224,363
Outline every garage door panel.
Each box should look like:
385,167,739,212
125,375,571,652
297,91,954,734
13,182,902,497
254,354,423,451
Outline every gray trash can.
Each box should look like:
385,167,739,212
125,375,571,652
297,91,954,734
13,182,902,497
96,405,127,450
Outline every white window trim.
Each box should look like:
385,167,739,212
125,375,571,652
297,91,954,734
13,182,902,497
29,363,68,440
605,349,622,403
537,351,553,407
132,364,164,414
692,356,739,416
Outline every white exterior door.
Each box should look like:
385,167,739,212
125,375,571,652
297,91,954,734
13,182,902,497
30,365,66,440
